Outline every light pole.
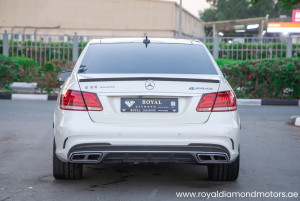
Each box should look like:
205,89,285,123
178,0,182,38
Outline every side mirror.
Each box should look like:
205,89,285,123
57,71,72,82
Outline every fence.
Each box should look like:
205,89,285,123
197,36,300,60
1,31,300,65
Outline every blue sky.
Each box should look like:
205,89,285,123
162,0,210,17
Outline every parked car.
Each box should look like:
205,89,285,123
53,37,241,181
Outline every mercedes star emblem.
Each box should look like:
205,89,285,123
145,80,155,90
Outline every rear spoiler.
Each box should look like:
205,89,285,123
79,77,219,83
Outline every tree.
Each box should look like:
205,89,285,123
200,0,249,22
251,0,300,11
200,0,285,22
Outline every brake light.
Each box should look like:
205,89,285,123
60,90,86,110
60,90,103,111
196,91,237,112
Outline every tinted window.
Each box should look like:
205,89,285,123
78,43,218,75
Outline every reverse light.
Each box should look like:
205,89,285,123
60,90,103,111
196,91,237,112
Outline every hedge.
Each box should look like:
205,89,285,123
217,58,300,99
38,59,74,94
1,54,299,99
0,54,73,94
0,55,40,92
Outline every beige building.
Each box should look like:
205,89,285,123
0,0,205,40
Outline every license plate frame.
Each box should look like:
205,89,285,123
121,98,178,112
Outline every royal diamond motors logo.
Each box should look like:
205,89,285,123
125,100,135,108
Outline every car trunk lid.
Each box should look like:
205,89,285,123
77,74,220,125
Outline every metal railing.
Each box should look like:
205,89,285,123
198,36,300,60
1,31,299,66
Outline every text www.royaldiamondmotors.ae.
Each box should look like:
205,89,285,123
175,191,299,199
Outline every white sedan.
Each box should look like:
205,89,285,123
53,37,241,181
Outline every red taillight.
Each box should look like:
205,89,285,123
213,91,237,112
60,90,86,111
82,92,103,111
60,90,103,111
196,91,237,112
196,93,217,112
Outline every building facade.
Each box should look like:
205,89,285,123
0,0,204,40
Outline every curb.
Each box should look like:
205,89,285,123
0,94,57,101
288,116,300,127
237,99,300,106
0,94,299,106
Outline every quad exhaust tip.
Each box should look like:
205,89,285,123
197,153,228,163
70,152,102,163
70,152,228,164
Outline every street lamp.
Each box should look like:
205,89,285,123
178,0,182,38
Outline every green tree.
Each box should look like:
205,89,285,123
251,0,300,11
200,0,282,22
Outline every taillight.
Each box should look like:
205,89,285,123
60,90,103,111
213,91,237,112
60,90,86,111
196,93,217,112
196,91,237,112
82,92,103,111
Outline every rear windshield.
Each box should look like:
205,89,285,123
78,43,218,75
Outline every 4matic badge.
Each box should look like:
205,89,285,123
189,87,213,90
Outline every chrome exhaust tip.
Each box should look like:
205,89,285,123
197,153,228,163
70,152,102,163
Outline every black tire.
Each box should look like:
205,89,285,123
207,155,239,181
53,140,83,180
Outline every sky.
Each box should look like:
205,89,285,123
162,0,211,17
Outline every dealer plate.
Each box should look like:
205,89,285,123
121,98,178,112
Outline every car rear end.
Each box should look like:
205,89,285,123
53,38,240,181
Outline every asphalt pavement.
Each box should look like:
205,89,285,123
0,100,299,201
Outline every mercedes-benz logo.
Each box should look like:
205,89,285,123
145,80,155,90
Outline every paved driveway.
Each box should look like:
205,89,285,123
0,100,299,201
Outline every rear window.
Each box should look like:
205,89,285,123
78,43,218,75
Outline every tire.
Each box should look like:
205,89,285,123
207,155,239,181
53,140,83,180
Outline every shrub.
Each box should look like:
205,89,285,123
218,58,300,99
0,54,40,92
11,56,40,82
38,59,75,94
1,54,299,99
215,59,237,66
0,55,22,89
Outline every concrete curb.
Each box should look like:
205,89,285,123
0,94,299,106
288,116,300,127
0,94,55,101
12,94,48,101
237,99,261,106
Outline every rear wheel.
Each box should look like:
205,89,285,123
53,140,83,180
207,155,239,181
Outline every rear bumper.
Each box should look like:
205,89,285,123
54,106,240,163
68,144,230,164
